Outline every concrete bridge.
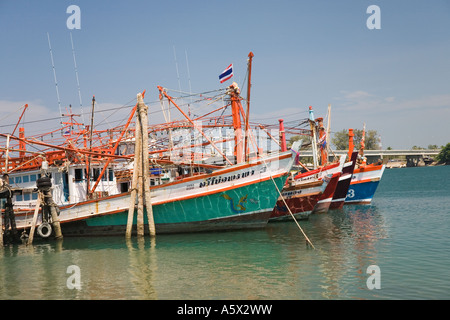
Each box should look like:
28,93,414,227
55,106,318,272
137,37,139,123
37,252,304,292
298,149,441,167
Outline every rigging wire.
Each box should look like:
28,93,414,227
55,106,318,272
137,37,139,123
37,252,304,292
47,32,63,128
70,32,85,125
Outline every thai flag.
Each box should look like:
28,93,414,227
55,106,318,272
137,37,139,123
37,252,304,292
219,64,233,83
319,133,327,149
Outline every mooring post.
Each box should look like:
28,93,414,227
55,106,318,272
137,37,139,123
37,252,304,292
136,146,144,237
126,115,142,238
27,193,42,245
137,93,156,237
0,204,3,247
43,188,63,239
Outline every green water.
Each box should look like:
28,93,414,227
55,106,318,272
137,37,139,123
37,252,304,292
1,165,449,300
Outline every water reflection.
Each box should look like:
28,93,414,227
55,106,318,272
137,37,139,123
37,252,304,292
126,237,158,299
2,166,448,300
304,205,388,299
1,205,389,300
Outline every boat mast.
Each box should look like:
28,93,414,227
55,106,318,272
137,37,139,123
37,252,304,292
359,123,366,166
326,104,331,162
244,52,254,162
86,96,95,198
228,83,244,164
5,135,10,173
316,116,327,166
279,119,287,152
308,106,319,168
348,128,354,160
360,123,366,154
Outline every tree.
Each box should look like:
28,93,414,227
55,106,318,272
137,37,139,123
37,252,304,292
331,128,381,150
287,135,311,149
436,143,450,165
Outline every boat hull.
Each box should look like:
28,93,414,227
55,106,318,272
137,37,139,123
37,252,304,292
312,172,340,213
270,177,328,221
62,175,285,235
13,151,295,236
329,151,358,209
345,164,385,204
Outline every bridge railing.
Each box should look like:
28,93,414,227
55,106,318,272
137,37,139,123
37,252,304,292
297,149,441,157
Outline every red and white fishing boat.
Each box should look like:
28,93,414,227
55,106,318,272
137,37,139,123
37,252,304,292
345,126,385,205
269,168,332,221
0,53,301,240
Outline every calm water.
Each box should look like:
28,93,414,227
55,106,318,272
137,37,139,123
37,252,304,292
1,165,449,300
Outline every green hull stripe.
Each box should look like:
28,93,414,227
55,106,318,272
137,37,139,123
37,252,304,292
86,176,286,227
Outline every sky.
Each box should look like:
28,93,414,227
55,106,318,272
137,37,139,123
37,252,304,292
1,0,449,150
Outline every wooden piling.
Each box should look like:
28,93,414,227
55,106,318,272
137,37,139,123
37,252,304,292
0,204,3,247
40,188,63,240
50,205,63,239
136,142,145,237
125,92,156,238
27,192,42,245
137,93,156,237
126,110,142,238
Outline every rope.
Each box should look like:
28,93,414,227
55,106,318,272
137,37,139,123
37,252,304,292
260,152,315,249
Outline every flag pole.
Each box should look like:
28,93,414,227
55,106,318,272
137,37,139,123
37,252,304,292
244,52,254,162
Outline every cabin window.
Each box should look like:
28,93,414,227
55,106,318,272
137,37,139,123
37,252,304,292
23,192,30,201
23,175,29,183
93,168,100,181
75,168,84,182
15,176,22,184
120,182,129,193
16,194,23,201
32,192,38,200
9,178,13,184
108,169,114,181
30,174,37,182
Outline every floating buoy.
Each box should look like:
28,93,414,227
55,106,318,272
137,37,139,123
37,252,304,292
37,222,52,238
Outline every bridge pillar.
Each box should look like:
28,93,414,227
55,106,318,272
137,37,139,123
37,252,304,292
406,155,425,167
366,155,382,165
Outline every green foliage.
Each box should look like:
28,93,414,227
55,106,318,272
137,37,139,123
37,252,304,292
287,135,310,149
436,143,450,165
331,128,381,150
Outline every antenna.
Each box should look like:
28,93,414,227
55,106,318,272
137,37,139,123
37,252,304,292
47,32,63,128
70,32,85,125
173,45,182,93
185,49,193,117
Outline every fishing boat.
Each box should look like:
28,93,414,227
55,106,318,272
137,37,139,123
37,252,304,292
1,97,299,237
9,149,297,236
1,54,300,238
267,119,322,221
269,169,332,221
311,169,341,213
345,127,385,205
345,164,385,205
281,108,351,214
329,151,358,209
